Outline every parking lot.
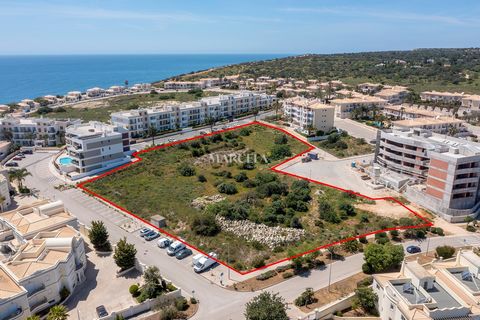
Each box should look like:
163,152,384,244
66,247,141,320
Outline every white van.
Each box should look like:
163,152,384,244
193,252,218,273
167,241,185,256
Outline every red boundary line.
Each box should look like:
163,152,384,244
77,121,433,275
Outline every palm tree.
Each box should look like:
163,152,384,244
47,305,69,320
272,101,281,120
147,126,158,145
447,124,459,137
8,168,31,190
252,108,260,121
206,116,217,132
399,106,406,120
25,132,36,146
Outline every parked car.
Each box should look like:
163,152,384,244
22,150,33,154
406,245,421,254
12,157,23,161
16,153,25,157
157,237,172,248
144,231,160,241
96,305,108,318
139,228,152,237
193,252,218,273
5,162,18,167
199,131,208,135
167,241,186,256
167,138,177,143
176,248,193,259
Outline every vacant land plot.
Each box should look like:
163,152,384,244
36,91,220,122
83,123,424,272
313,132,375,158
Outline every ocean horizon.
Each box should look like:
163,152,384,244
0,54,288,104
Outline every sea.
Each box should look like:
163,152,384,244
0,54,287,104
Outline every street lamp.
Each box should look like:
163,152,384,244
222,242,230,280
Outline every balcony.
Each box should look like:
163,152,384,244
29,297,48,314
0,307,23,320
27,284,46,297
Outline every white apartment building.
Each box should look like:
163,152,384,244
331,96,387,119
357,82,382,94
0,200,86,319
111,92,276,138
130,83,152,92
383,105,447,120
0,117,80,147
86,87,105,98
462,95,480,111
375,129,480,221
0,175,11,211
65,91,82,103
65,122,130,178
374,251,480,320
164,81,204,90
283,97,335,133
375,86,409,105
420,91,465,103
393,117,469,137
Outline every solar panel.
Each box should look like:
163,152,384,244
462,271,473,281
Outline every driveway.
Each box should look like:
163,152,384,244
66,246,141,320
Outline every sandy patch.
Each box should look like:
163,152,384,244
355,200,411,219
71,100,109,109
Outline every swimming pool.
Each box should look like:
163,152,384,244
59,157,73,165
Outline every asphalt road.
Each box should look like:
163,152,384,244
10,121,480,320
334,118,378,141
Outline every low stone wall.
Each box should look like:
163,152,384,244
101,289,182,320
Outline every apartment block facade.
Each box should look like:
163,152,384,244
0,117,80,147
111,92,276,138
462,95,480,111
331,96,387,119
375,129,480,221
420,91,464,103
392,117,468,137
0,200,86,319
65,121,130,176
282,97,335,133
374,251,480,320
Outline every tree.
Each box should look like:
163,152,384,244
46,305,69,320
252,107,260,121
147,126,158,145
192,214,220,236
435,245,455,259
26,316,41,320
114,237,137,271
343,239,361,253
363,243,404,273
8,168,31,191
353,287,378,313
294,287,317,307
88,220,111,251
272,101,281,120
244,292,288,320
206,116,217,132
143,266,163,299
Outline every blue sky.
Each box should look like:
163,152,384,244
1,0,479,55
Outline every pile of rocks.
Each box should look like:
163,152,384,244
216,216,305,249
192,194,226,210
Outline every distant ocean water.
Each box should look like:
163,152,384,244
0,54,287,104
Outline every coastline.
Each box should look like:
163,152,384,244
0,54,286,104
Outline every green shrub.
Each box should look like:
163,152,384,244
178,163,196,176
359,236,368,244
217,182,238,194
190,297,197,304
294,288,316,307
435,245,455,259
175,297,189,311
252,257,266,268
276,264,293,273
166,283,177,292
129,284,140,297
256,270,277,281
197,175,207,182
356,276,373,288
467,225,477,232
192,214,220,236
282,271,294,279
59,286,70,301
436,228,445,236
